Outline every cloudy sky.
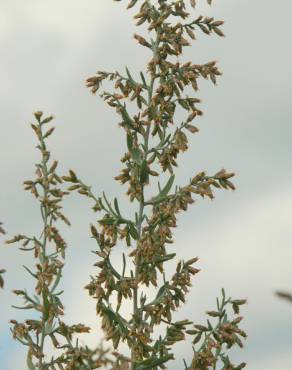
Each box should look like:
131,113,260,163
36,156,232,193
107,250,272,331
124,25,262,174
1,0,292,368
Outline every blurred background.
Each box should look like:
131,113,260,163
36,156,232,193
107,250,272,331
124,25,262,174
1,0,292,368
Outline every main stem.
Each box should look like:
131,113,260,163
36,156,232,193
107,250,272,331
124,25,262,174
131,31,160,368
38,127,50,369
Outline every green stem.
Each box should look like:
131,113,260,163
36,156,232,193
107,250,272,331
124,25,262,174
38,124,50,369
131,29,160,369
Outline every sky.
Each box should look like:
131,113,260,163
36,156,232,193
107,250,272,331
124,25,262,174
1,0,292,368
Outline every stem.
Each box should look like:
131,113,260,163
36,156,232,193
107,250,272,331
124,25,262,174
38,124,50,369
131,30,160,368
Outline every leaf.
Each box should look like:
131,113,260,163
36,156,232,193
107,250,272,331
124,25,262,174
145,175,175,205
131,148,143,164
127,0,138,9
137,95,142,109
221,288,226,300
160,175,175,198
102,192,118,216
27,352,36,370
127,133,133,152
127,222,138,240
135,354,173,370
102,305,128,336
51,268,62,293
99,217,116,225
150,283,168,305
43,291,50,322
23,265,37,279
120,104,133,127
139,159,149,184
140,71,147,88
12,304,34,310
207,319,213,330
125,66,134,83
154,253,176,263
114,197,121,217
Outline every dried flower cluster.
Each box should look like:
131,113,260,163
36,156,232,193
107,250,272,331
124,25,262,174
63,0,247,369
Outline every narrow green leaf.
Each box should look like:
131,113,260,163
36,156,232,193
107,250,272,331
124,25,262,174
11,304,34,310
125,66,134,83
122,253,126,277
127,222,138,240
135,354,173,370
139,159,149,184
140,71,147,88
150,283,168,305
23,265,37,279
102,305,128,336
146,175,175,205
160,175,175,197
120,104,133,127
102,192,118,217
99,217,116,225
154,253,176,263
114,197,121,217
98,197,105,210
27,352,36,370
127,133,133,152
43,291,50,322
